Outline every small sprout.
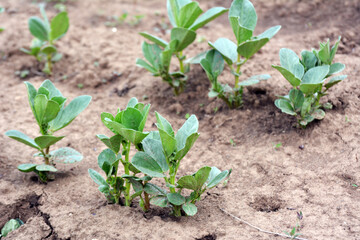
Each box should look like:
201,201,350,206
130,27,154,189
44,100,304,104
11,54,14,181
20,4,69,75
273,37,346,128
199,0,281,108
297,211,303,220
274,142,282,150
185,113,190,119
230,139,236,147
15,70,30,78
213,106,218,113
94,61,99,67
0,219,23,238
5,80,91,182
77,83,84,89
345,115,350,123
352,183,358,188
54,3,66,12
199,103,204,107
137,0,228,95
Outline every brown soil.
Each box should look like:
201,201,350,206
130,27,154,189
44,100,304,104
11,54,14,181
0,0,360,239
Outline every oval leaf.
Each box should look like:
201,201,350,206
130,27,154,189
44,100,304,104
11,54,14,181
50,147,83,163
182,202,197,216
50,11,69,41
131,152,165,177
5,130,39,150
18,163,37,172
29,16,49,41
88,168,108,186
167,192,185,206
36,164,57,172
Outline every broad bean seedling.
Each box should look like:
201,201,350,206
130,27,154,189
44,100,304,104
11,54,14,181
5,80,91,182
21,4,69,75
136,0,228,95
273,37,346,127
199,0,281,108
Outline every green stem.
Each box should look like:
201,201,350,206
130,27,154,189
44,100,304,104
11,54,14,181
47,53,52,75
234,54,241,89
124,141,131,206
43,147,50,165
177,51,184,73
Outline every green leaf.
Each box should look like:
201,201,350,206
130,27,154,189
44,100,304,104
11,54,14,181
136,58,158,74
272,65,301,87
121,107,143,130
175,115,199,151
195,166,212,189
139,32,168,48
206,167,231,189
40,79,64,99
155,112,174,136
40,45,57,54
190,7,228,31
208,38,237,65
138,104,150,132
174,132,199,161
97,134,122,154
141,42,162,70
1,219,22,237
150,195,169,207
329,36,341,63
274,99,296,116
278,48,304,80
88,168,108,186
177,175,198,190
50,147,83,163
105,120,149,145
34,94,48,124
97,148,116,175
18,163,37,172
229,0,257,44
144,183,167,196
34,135,64,149
237,25,281,59
170,27,196,52
300,65,329,94
5,130,40,149
131,152,165,177
36,164,57,172
38,87,49,97
182,202,197,216
311,109,325,120
24,81,37,117
238,74,270,86
318,39,331,64
200,49,224,82
289,89,304,111
49,95,92,132
300,50,317,70
167,192,185,206
300,97,312,117
142,136,169,172
50,11,69,41
28,16,49,41
328,63,345,76
178,2,203,28
185,51,207,64
325,75,347,89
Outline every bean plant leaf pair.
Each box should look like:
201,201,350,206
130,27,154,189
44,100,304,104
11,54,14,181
136,0,228,95
198,0,281,108
273,37,346,127
5,80,91,182
131,113,231,217
20,4,69,75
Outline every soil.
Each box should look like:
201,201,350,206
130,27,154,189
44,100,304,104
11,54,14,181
0,0,360,239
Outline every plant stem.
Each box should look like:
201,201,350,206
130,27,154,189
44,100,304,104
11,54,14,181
44,147,50,165
234,54,241,89
124,141,131,206
47,53,52,75
177,51,184,74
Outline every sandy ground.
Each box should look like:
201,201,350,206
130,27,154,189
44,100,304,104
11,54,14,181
0,0,359,239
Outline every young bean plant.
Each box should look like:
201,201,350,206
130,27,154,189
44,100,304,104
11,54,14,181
20,4,69,75
5,80,91,182
198,0,281,108
273,37,346,127
88,98,152,210
136,0,228,95
0,219,23,238
131,113,231,217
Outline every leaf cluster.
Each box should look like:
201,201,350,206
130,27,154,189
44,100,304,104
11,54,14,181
198,0,281,108
5,80,91,182
273,37,346,127
89,98,231,216
136,0,228,95
20,4,69,74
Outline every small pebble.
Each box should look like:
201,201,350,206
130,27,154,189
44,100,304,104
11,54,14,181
299,145,305,150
